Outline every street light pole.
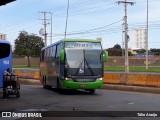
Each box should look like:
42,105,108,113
117,0,135,73
124,0,129,73
49,12,53,44
64,0,69,39
146,0,149,69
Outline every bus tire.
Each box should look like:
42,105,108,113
88,89,95,94
43,76,47,89
3,92,7,99
57,78,60,89
16,91,20,98
3,89,8,99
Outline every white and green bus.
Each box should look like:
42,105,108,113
40,39,108,93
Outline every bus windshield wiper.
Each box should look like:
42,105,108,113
75,59,84,75
85,58,94,76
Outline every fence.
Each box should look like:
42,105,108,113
12,56,160,72
105,56,160,72
105,56,160,67
12,57,40,66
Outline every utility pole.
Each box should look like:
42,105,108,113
39,11,51,47
117,0,135,73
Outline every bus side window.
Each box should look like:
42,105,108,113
48,47,51,60
51,45,56,59
44,49,48,61
41,50,44,61
47,48,49,60
56,44,60,58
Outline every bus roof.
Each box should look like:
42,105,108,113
0,40,11,44
41,38,102,51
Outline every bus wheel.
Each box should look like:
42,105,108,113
16,91,20,98
3,92,7,99
88,89,95,94
57,78,60,89
3,88,8,99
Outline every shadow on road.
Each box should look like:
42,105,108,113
51,88,97,95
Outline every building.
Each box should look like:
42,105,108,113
131,28,147,50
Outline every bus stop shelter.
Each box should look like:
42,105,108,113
0,0,16,6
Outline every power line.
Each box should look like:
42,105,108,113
53,19,123,36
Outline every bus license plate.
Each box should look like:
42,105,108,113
80,84,87,88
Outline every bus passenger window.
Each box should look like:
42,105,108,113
56,44,60,58
51,46,56,59
41,50,45,61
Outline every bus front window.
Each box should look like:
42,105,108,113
0,43,10,59
65,48,102,76
65,49,84,68
85,50,102,69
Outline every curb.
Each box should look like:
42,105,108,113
103,84,160,94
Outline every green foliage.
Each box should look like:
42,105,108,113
113,44,121,49
107,44,122,56
14,31,44,57
150,48,160,55
107,48,122,56
14,31,44,66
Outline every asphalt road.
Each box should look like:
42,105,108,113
0,85,160,120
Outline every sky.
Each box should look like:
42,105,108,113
0,0,160,49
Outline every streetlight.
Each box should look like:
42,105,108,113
49,12,53,44
146,0,148,69
64,0,69,39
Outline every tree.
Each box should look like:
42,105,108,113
14,31,44,66
107,44,122,56
150,48,160,55
113,44,121,49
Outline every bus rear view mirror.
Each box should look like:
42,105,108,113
104,51,108,62
60,49,65,62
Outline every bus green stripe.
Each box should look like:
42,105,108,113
63,80,103,89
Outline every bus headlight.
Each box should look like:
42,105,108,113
96,78,103,81
65,77,72,81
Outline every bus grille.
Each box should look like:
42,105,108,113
74,79,96,82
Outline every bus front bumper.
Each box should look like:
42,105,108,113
63,80,103,89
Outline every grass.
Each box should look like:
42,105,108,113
105,66,160,72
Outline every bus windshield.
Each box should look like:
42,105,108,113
65,49,102,69
0,43,10,59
